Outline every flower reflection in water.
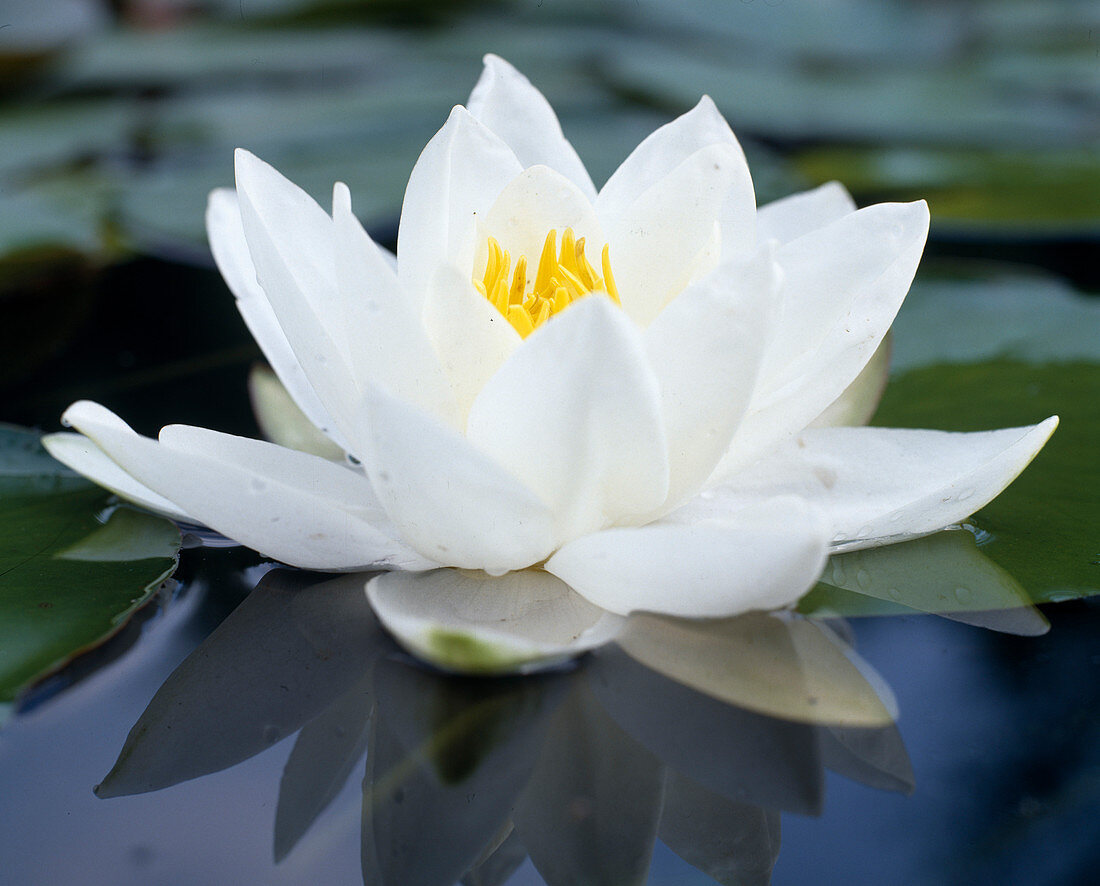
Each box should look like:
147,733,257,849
92,553,1014,886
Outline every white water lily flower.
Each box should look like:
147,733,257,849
43,56,1057,671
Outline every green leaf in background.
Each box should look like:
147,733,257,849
0,425,181,719
793,147,1100,233
871,275,1100,605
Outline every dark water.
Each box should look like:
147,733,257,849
1,551,1097,886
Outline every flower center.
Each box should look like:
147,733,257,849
474,228,621,338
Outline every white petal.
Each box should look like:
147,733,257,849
545,496,829,617
478,164,604,276
354,384,555,573
60,401,431,571
42,431,193,523
422,264,521,421
756,181,856,246
697,419,1059,551
644,245,779,512
723,200,929,469
366,568,623,674
467,54,596,201
248,365,345,460
597,96,750,226
332,183,460,426
605,142,756,327
466,297,669,542
761,201,929,393
397,106,523,306
206,188,345,450
234,150,362,450
808,333,892,428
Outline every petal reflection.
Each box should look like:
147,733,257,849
362,657,564,886
461,828,528,886
588,644,823,815
807,529,1050,636
818,722,914,795
616,611,897,726
659,770,781,886
274,672,374,862
512,679,663,886
97,570,383,797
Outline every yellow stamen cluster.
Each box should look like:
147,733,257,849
474,228,621,338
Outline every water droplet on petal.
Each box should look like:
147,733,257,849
262,725,281,744
958,488,975,502
888,587,902,601
856,568,871,590
954,587,972,604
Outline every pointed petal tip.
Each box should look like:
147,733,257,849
445,103,471,123
695,93,719,113
233,148,283,194
1022,414,1059,461
906,198,931,230
61,399,120,429
331,180,352,213
481,52,510,70
232,146,257,173
233,148,268,194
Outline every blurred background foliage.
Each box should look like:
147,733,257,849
0,0,1097,435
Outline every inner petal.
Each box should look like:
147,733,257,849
473,227,621,337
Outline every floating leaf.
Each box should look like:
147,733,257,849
794,147,1100,233
875,361,1100,604
0,426,180,713
875,275,1100,604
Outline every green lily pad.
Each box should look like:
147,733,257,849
0,426,181,715
870,276,1100,604
604,39,1087,148
793,146,1100,233
874,360,1099,604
